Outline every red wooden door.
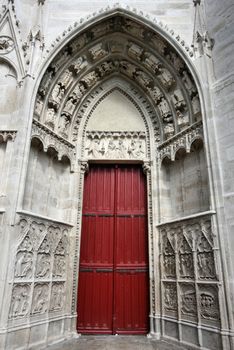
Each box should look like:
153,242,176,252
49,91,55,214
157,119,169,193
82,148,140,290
77,164,149,335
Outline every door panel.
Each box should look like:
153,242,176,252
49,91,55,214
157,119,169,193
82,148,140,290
77,164,149,335
114,165,149,334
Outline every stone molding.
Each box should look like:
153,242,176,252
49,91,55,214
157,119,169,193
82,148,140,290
0,130,17,143
31,119,76,170
44,5,194,60
157,120,203,163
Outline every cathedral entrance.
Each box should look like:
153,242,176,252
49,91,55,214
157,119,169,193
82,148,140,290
77,164,149,335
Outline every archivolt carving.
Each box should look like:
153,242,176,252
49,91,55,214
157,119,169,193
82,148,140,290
85,131,146,160
33,16,201,147
160,215,219,324
9,215,70,320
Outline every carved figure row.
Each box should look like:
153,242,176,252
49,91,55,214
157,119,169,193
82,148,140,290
9,282,65,319
160,216,216,280
163,282,220,321
9,217,69,319
34,22,201,143
85,131,146,159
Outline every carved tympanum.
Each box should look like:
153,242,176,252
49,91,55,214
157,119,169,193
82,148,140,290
85,131,146,160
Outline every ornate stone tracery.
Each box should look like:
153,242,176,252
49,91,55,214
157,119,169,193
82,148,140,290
160,215,220,326
9,215,70,321
33,16,201,147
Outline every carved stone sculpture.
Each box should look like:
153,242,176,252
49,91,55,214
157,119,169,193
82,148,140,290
31,284,49,314
0,36,14,53
97,60,116,77
62,97,77,116
34,96,44,118
89,42,108,61
81,71,99,88
35,253,51,278
58,69,73,89
147,86,163,104
172,89,186,110
158,69,175,90
144,52,162,74
39,70,54,96
85,132,146,160
192,94,201,119
15,252,33,278
53,255,66,278
128,42,143,60
182,70,197,96
50,283,64,311
45,108,56,129
70,56,88,75
50,84,65,107
181,286,197,317
58,114,70,138
9,284,30,319
164,283,177,312
158,98,172,119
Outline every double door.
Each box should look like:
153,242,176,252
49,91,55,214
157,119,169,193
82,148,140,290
77,164,149,334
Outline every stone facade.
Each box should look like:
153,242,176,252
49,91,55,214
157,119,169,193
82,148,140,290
0,0,233,349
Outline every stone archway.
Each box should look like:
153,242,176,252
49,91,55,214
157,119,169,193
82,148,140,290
8,8,229,350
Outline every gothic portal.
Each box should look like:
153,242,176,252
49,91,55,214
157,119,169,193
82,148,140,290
0,2,234,350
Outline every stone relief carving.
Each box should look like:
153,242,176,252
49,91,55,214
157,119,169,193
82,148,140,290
39,70,55,97
85,131,146,160
162,236,176,278
158,69,175,90
144,52,163,74
31,119,75,168
178,236,194,279
45,107,56,129
9,216,70,320
31,283,49,314
158,121,203,163
160,215,219,324
0,36,14,54
164,282,177,313
88,42,108,61
0,131,17,143
50,283,65,311
9,284,31,319
199,285,219,320
172,89,186,111
181,284,197,317
128,42,143,60
70,56,88,75
35,23,201,146
35,253,51,278
58,69,73,89
15,251,33,279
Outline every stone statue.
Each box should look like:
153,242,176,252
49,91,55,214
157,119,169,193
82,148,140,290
15,252,33,278
45,108,56,129
58,69,73,89
36,254,50,278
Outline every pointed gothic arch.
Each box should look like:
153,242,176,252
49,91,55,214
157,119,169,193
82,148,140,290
8,7,229,350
